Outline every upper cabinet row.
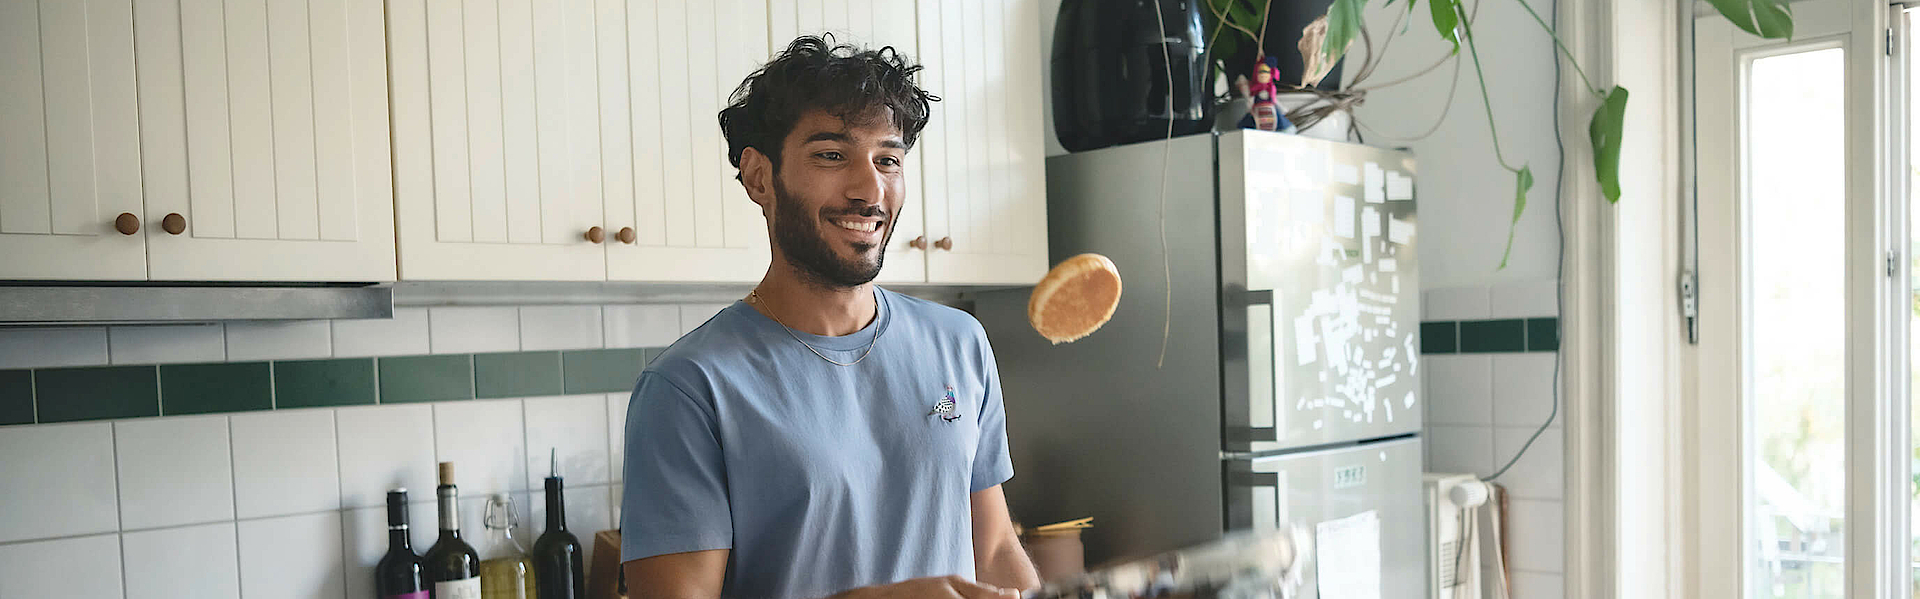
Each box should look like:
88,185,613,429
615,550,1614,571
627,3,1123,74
0,0,1047,285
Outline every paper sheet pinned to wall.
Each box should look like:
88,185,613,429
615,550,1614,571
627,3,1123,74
1316,511,1382,599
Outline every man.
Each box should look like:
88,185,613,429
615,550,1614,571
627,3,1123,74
619,36,1042,599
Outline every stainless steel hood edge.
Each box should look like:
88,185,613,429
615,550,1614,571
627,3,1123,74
0,285,394,324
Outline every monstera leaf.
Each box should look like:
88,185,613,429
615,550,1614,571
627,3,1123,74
1320,0,1366,66
1705,0,1793,39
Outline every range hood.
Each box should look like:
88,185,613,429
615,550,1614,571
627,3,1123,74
0,284,393,325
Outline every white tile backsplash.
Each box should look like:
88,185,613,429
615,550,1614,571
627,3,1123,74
525,394,612,488
0,301,727,597
1422,288,1490,321
678,303,731,335
0,422,119,542
0,533,124,599
231,410,341,518
1490,281,1560,318
1426,425,1494,478
1494,427,1565,500
109,324,226,364
115,415,234,530
603,304,682,348
1505,498,1565,573
123,521,242,599
520,306,605,351
1425,355,1492,426
331,307,431,358
608,392,630,481
1494,353,1561,428
429,306,521,354
336,404,439,509
225,320,335,361
238,511,347,599
0,327,109,369
434,399,530,495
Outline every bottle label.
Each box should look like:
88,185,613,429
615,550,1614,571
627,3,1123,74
382,593,428,599
434,578,481,599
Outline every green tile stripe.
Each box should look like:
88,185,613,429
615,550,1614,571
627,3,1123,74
0,347,664,426
1417,317,1560,354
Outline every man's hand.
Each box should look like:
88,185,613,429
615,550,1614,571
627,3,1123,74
828,575,1019,599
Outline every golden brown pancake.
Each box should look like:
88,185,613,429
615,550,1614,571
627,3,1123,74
1028,253,1122,344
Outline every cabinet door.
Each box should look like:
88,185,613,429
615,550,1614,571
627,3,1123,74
0,0,145,280
772,0,929,284
918,0,1049,285
603,0,770,282
388,0,605,281
136,0,395,282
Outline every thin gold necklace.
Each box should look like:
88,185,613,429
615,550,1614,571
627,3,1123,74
747,289,883,366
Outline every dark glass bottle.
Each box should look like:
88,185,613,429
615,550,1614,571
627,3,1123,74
374,489,429,599
421,462,482,599
532,452,586,598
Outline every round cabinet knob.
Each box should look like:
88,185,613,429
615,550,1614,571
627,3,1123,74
617,227,636,244
161,213,186,235
113,213,140,235
934,236,953,251
585,226,606,243
908,236,928,250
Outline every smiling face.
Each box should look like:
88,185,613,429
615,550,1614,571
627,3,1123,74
747,109,908,289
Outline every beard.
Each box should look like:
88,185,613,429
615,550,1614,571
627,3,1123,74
772,177,893,289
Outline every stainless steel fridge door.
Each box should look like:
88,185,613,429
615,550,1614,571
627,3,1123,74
1225,436,1425,599
1218,130,1422,453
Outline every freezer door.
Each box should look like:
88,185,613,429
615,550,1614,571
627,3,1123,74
1218,130,1422,453
1224,437,1426,599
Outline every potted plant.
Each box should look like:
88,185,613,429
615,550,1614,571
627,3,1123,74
1202,0,1794,266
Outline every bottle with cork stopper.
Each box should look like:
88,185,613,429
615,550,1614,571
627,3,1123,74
422,462,482,598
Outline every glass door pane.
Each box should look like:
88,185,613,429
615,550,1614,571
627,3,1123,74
1747,46,1847,599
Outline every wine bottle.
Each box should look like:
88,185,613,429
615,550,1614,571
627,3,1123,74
422,462,482,599
479,494,537,599
375,489,429,599
532,450,586,598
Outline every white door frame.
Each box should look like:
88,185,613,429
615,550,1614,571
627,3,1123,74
1689,3,1900,598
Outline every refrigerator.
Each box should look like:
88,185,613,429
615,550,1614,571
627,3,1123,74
973,129,1424,598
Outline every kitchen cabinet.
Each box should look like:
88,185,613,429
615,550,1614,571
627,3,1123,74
135,0,396,281
390,0,771,282
603,0,771,282
0,0,395,283
914,0,1050,285
0,0,145,280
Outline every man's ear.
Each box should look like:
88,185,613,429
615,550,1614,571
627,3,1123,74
740,147,774,210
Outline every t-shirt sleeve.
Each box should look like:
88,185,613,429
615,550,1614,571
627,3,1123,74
620,372,734,562
971,327,1015,493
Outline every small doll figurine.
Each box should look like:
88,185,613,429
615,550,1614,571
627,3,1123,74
1237,56,1295,133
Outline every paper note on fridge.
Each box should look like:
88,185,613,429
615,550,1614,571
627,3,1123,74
1315,510,1383,599
1387,218,1416,245
1333,195,1357,238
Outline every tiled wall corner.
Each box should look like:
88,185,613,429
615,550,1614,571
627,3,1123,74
1422,282,1567,587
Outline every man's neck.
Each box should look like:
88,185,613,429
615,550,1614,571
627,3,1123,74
749,268,878,337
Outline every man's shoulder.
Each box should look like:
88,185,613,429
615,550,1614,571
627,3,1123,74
884,288,987,339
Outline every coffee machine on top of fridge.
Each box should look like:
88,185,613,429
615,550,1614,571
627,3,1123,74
973,129,1424,598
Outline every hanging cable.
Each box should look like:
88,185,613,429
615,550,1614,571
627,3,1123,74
1488,0,1566,481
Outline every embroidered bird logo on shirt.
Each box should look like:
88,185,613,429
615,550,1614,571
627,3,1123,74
929,385,961,422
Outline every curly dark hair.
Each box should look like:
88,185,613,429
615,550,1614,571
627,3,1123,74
719,35,937,180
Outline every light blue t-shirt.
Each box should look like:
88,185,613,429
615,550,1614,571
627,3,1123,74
619,288,1014,599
